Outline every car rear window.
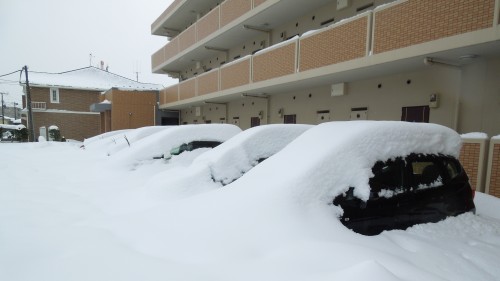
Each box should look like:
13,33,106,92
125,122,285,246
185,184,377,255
369,159,406,198
411,160,444,190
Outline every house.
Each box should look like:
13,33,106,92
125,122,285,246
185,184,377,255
150,0,500,197
20,66,165,141
91,87,180,134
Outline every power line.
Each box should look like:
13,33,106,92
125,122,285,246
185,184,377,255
0,69,21,78
0,81,19,85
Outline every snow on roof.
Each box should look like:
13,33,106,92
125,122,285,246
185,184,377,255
228,121,462,207
0,124,26,130
20,66,162,91
195,124,313,185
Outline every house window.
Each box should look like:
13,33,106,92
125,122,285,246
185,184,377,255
50,88,59,103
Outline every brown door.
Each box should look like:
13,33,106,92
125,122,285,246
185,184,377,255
250,117,260,127
283,114,297,124
402,106,429,123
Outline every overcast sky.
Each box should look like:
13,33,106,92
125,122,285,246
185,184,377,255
0,0,175,105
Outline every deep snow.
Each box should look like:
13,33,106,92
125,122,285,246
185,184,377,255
1,122,500,281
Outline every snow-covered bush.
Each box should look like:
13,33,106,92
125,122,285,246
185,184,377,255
13,127,28,142
48,125,62,141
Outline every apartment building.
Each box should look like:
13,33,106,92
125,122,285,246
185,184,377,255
151,0,500,137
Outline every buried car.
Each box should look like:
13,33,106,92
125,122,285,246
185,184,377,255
103,124,241,166
333,152,475,235
317,121,476,235
224,121,476,236
194,124,313,185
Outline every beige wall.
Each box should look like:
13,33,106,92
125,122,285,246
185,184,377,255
459,58,500,137
177,59,500,137
265,67,460,127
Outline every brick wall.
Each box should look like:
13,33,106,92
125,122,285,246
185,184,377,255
487,140,500,197
197,7,220,42
33,111,100,141
109,90,157,131
220,0,252,28
220,57,251,90
179,79,196,100
299,15,368,72
459,142,482,191
28,86,101,140
30,87,100,112
197,69,219,96
253,40,297,82
373,0,495,54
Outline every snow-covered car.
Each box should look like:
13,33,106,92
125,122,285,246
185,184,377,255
194,124,313,185
141,124,313,201
225,121,476,236
108,124,241,166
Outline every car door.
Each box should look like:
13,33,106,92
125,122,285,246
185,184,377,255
365,158,413,233
406,154,449,224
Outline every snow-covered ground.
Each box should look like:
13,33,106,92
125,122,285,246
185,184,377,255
1,123,500,281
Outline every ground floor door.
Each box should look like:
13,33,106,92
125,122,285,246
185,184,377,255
161,117,179,125
251,117,260,127
401,106,429,123
284,114,297,124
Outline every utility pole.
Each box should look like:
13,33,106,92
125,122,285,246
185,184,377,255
0,91,7,124
13,102,18,120
23,66,35,142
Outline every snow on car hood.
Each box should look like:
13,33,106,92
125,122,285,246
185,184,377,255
229,121,462,207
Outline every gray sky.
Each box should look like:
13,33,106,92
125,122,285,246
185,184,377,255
0,0,175,105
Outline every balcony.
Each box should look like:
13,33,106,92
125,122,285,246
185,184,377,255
151,0,334,74
158,0,500,109
31,102,46,110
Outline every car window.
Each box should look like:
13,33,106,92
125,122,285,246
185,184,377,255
410,160,444,190
444,159,460,180
369,159,406,199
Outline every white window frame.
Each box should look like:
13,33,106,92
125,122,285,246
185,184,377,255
50,87,59,103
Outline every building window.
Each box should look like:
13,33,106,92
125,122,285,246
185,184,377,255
50,88,59,103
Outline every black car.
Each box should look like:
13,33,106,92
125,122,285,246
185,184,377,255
333,153,476,236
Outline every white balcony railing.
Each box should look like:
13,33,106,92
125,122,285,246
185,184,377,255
31,102,46,110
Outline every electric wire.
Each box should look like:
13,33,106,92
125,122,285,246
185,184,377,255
0,69,21,78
